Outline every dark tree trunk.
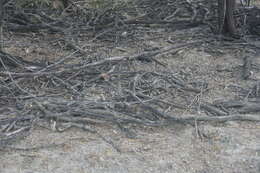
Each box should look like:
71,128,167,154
218,0,238,37
224,0,237,35
0,0,4,50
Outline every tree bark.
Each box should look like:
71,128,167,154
218,0,238,37
224,0,237,35
0,0,4,50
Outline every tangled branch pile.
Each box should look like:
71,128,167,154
0,0,260,147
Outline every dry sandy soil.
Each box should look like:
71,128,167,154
1,3,260,172
1,121,260,173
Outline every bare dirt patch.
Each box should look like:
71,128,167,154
1,122,260,173
1,27,260,172
1,1,260,173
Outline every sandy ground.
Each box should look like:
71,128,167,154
0,122,260,173
1,3,260,172
1,34,260,172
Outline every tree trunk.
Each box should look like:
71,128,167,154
224,0,237,35
0,0,4,50
218,0,238,37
